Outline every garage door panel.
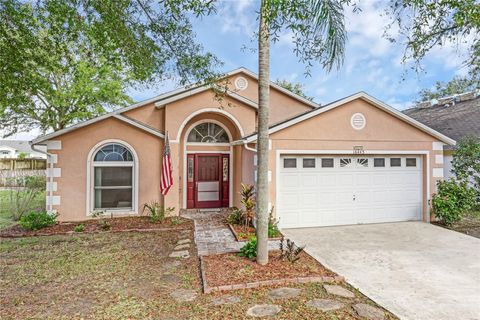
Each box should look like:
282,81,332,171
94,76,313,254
278,155,422,228
280,174,299,188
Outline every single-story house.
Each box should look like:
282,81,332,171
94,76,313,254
31,68,455,228
0,140,46,159
403,91,479,180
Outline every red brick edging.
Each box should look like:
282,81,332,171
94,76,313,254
199,255,344,294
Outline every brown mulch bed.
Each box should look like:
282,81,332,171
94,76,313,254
0,216,192,238
202,250,336,288
228,224,282,241
433,219,480,239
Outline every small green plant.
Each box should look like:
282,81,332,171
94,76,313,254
98,219,111,231
142,201,174,223
238,236,257,259
74,224,85,232
90,210,105,218
279,237,305,264
226,207,243,225
19,210,57,231
432,178,477,225
268,206,281,238
170,216,181,225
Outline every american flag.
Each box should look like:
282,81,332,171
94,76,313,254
160,133,173,195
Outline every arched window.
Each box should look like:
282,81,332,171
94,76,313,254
187,122,230,143
92,143,135,211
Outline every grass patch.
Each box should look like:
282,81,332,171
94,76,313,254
0,230,397,319
0,190,45,230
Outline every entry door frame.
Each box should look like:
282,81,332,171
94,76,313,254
276,149,431,223
185,150,233,209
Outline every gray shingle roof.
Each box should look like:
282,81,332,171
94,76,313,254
0,140,37,154
403,95,480,149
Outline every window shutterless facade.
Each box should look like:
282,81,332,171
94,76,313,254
91,143,135,211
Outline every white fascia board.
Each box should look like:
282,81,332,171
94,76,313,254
30,87,189,145
233,67,320,109
154,85,258,109
113,115,164,138
244,92,456,145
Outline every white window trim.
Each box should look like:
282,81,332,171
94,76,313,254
86,139,139,216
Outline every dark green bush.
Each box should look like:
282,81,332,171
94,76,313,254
432,178,476,225
238,236,257,259
19,211,57,230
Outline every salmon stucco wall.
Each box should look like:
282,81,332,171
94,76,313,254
48,118,163,221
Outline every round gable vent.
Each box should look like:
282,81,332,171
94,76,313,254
234,76,248,91
351,113,366,130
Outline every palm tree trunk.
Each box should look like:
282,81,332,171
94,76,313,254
256,0,270,265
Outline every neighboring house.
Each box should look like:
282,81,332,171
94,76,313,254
31,67,454,228
403,91,480,180
0,140,46,159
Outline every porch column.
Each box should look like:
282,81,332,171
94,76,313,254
164,141,181,215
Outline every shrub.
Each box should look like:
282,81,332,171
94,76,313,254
226,207,243,225
238,236,257,259
268,206,280,238
240,183,255,227
452,137,480,198
279,237,305,264
5,175,46,220
74,224,85,232
170,216,181,225
19,210,57,230
432,178,477,225
142,201,174,223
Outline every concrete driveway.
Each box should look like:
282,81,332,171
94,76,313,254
283,222,480,320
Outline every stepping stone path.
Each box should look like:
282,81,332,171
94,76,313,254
246,304,281,318
160,274,181,284
177,238,191,245
170,289,198,302
353,303,385,320
168,235,191,259
323,284,355,298
211,295,241,306
174,243,190,250
169,250,190,259
306,299,345,312
267,287,302,299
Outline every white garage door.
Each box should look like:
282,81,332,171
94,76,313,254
278,155,422,228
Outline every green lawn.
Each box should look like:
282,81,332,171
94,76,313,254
0,231,397,320
0,190,45,229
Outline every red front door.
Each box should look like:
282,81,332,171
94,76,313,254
186,154,229,209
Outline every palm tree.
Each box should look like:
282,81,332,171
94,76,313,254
256,0,349,265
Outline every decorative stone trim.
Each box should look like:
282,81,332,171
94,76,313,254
47,154,58,164
46,181,57,192
46,195,61,206
435,154,444,164
46,140,62,150
432,168,444,178
432,141,444,151
46,167,61,178
199,255,344,294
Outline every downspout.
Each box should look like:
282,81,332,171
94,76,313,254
243,141,257,153
30,142,54,213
